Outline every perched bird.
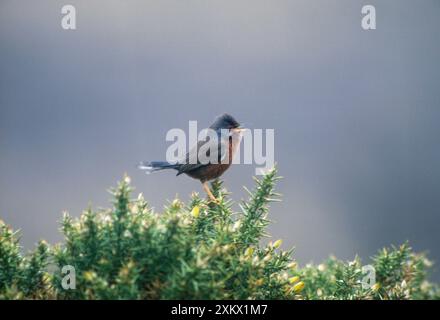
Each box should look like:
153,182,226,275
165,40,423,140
138,114,244,202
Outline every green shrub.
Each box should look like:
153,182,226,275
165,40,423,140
0,168,438,299
293,244,439,300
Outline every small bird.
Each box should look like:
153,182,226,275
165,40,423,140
138,114,244,202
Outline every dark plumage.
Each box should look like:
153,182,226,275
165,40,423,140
138,114,243,202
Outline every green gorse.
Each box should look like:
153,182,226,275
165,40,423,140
0,168,438,299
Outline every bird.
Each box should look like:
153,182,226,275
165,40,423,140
138,114,244,202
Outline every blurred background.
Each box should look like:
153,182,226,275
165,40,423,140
1,1,439,280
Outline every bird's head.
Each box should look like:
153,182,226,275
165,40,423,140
210,113,242,132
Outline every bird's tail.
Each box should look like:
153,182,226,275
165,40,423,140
137,161,180,174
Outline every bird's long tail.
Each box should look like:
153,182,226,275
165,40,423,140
137,161,180,174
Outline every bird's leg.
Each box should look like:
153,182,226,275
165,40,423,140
202,181,219,203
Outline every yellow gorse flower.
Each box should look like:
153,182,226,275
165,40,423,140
83,271,97,282
371,283,381,292
293,281,305,293
289,276,300,284
244,247,254,257
273,239,283,249
191,206,200,218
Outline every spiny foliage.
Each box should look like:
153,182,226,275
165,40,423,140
0,224,51,299
293,243,440,300
0,168,439,299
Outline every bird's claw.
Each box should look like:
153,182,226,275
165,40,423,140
208,196,221,204
202,182,221,205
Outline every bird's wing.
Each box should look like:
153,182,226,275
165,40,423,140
176,136,228,175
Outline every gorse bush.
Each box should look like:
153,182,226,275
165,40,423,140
0,168,439,299
293,245,439,300
0,226,50,299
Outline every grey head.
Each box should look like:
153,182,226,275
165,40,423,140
209,113,240,131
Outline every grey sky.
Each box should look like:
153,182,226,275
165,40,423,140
1,1,439,280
